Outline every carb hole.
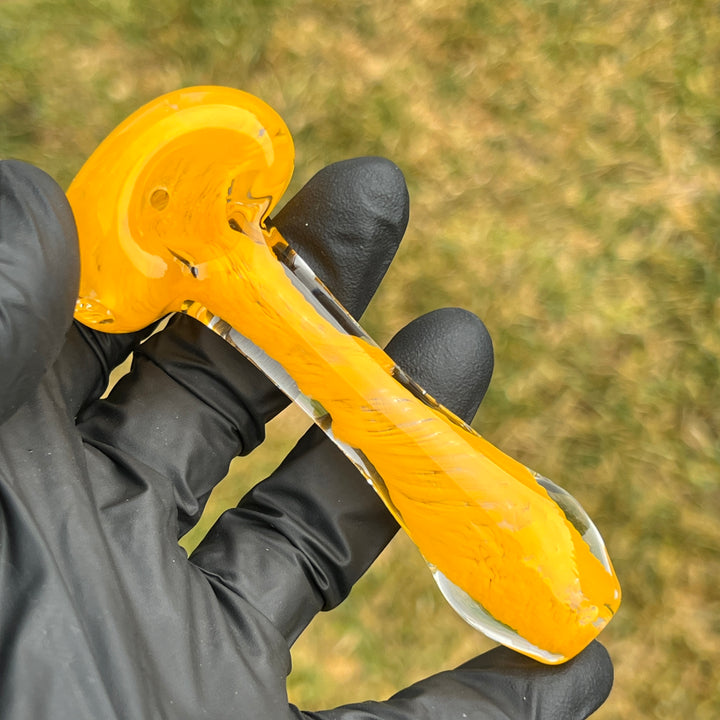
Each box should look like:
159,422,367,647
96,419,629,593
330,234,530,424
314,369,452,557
150,188,170,211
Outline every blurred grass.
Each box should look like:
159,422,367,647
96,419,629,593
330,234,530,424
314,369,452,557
2,0,719,717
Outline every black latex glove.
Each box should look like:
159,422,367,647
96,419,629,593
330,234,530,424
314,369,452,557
0,157,613,719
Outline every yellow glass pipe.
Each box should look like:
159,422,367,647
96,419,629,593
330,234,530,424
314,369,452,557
69,86,620,663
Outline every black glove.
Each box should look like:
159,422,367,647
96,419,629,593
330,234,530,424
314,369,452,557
0,157,613,719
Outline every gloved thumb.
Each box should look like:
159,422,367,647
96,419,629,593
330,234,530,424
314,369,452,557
0,160,80,424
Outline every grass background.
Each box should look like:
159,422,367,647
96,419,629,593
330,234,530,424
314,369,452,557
2,0,719,717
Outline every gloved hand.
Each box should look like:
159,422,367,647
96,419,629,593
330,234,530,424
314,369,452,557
0,157,613,719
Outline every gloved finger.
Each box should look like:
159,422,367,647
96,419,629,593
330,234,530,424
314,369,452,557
303,641,614,720
190,307,494,644
54,321,156,419
0,160,79,424
76,157,409,534
269,155,409,319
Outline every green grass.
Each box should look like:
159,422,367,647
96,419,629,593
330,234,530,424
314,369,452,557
3,0,719,717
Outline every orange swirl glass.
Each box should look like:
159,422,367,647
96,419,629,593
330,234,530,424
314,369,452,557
68,86,620,663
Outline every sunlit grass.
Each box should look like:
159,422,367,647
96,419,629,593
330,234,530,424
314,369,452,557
3,1,719,717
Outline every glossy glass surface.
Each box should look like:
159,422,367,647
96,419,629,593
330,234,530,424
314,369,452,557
69,86,621,663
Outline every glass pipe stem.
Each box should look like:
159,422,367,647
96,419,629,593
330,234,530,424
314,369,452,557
180,219,619,665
